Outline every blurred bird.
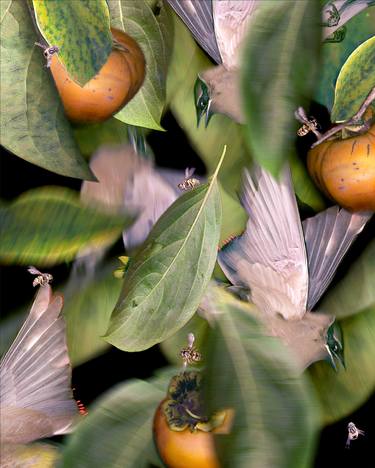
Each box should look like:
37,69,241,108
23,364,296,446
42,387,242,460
167,0,371,126
218,165,371,369
0,282,78,464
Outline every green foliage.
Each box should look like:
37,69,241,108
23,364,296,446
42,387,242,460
0,187,131,266
203,290,318,468
61,376,169,467
320,239,375,319
105,153,223,351
0,0,93,180
309,306,375,425
241,0,321,177
109,0,174,130
332,35,375,122
63,263,122,366
32,0,112,85
315,7,375,114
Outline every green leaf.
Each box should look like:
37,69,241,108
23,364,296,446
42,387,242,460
315,6,375,113
105,150,224,351
109,0,174,130
241,0,321,177
0,187,131,266
63,263,122,366
0,0,93,180
320,239,375,319
309,306,375,425
204,290,318,468
331,35,375,122
32,0,112,85
61,376,169,467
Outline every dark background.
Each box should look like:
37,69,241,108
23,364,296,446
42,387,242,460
1,108,374,468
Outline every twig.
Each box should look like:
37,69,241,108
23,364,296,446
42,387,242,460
310,85,375,148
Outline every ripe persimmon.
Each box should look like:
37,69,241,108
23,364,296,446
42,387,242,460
153,372,233,468
50,28,145,124
307,124,375,211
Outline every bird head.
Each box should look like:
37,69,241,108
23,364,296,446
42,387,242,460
325,321,345,371
194,75,213,128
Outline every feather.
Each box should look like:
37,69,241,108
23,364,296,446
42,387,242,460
167,0,222,64
218,166,308,320
303,207,372,310
0,285,77,444
212,0,259,69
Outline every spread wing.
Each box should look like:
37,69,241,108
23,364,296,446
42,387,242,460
167,0,222,64
303,207,371,310
0,286,77,444
212,0,259,69
218,165,308,320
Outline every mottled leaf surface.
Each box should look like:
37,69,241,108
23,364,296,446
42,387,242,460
204,291,318,468
309,306,375,425
315,7,375,114
332,36,375,122
0,0,93,180
241,0,321,176
61,375,170,467
109,0,174,130
33,0,112,85
105,157,223,351
0,187,131,266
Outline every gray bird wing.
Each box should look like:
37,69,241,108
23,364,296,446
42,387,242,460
218,165,308,320
0,286,77,444
303,207,372,310
212,0,259,69
166,0,222,64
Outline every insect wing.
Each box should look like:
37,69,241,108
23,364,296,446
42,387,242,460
27,266,42,275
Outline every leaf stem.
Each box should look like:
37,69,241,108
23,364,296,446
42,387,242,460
310,85,375,149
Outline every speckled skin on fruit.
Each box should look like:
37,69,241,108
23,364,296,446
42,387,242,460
50,28,145,124
307,125,375,211
153,400,222,468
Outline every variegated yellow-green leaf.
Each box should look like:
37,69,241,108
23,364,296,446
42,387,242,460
105,150,224,351
0,187,132,266
332,35,375,122
309,306,375,425
109,0,174,130
0,0,94,180
32,0,112,85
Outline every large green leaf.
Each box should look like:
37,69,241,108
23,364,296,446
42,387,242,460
0,187,131,266
168,16,324,213
203,290,318,468
32,0,112,85
319,239,375,319
315,6,375,113
61,376,169,467
0,0,93,180
331,35,375,122
241,0,321,177
109,0,173,130
63,263,122,366
104,152,224,351
309,306,375,425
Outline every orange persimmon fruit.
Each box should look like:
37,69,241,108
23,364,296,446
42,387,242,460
50,28,145,124
307,124,375,211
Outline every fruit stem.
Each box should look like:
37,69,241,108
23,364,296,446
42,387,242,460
310,85,375,149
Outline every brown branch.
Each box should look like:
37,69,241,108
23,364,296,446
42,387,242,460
311,85,375,149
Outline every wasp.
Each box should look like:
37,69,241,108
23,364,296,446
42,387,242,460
294,107,320,137
35,42,59,68
28,266,53,288
180,333,202,368
346,422,365,448
178,168,201,191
